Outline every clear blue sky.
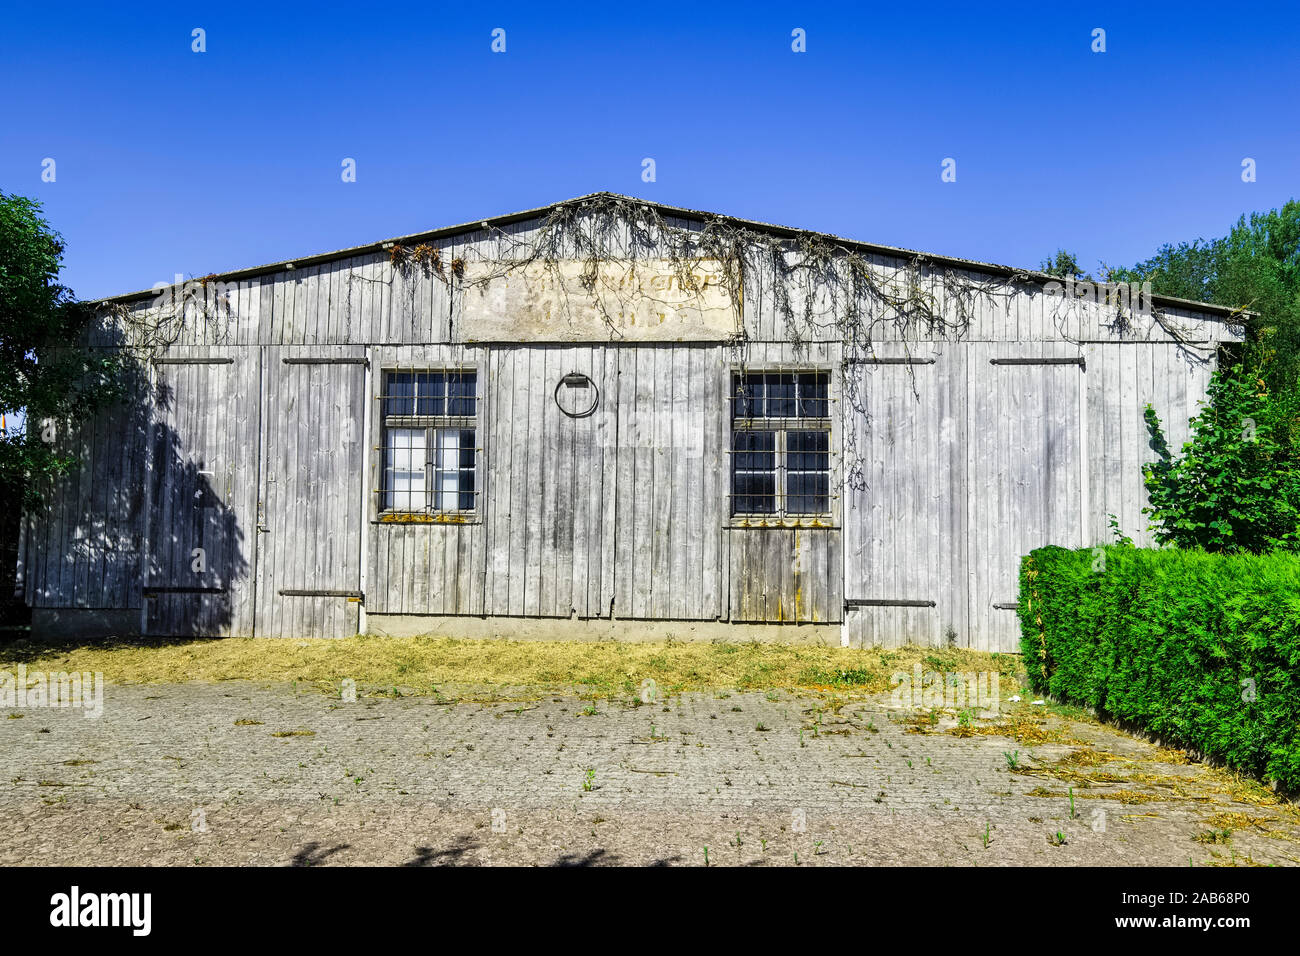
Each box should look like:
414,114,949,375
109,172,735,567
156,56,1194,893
2,0,1296,300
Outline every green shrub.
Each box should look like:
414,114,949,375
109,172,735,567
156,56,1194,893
1019,546,1300,791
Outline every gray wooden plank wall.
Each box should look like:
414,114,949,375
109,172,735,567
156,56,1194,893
28,212,1239,644
23,368,148,613
843,339,1219,652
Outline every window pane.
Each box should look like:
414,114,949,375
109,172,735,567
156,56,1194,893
765,373,796,417
731,373,763,419
384,372,415,417
435,428,461,511
417,372,445,416
458,429,476,510
448,372,477,416
732,430,775,469
732,430,777,514
383,427,426,511
786,473,830,514
458,470,476,511
787,430,829,470
733,370,827,420
797,373,829,418
733,472,777,514
786,429,830,513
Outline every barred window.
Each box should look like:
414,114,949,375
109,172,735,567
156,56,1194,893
730,371,831,516
380,370,478,515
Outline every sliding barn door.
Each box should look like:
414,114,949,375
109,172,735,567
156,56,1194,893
967,346,1084,651
144,350,259,636
254,347,367,637
842,355,967,647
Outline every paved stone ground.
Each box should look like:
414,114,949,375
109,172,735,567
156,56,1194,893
1,681,1297,866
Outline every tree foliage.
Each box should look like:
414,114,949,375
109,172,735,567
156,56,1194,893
0,192,127,508
1143,363,1300,553
1039,249,1087,280
1111,200,1300,394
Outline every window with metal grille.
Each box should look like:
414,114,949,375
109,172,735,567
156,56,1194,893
379,370,478,515
730,370,831,516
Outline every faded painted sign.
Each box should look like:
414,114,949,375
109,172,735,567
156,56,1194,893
457,259,740,342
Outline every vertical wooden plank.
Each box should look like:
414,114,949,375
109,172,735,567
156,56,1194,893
967,342,986,652
947,347,969,645
669,347,689,619
626,348,650,617
489,348,512,615
1136,343,1156,545
569,347,591,618
922,357,939,645
467,350,486,616
650,347,672,618
545,348,567,617
683,347,703,619
508,348,529,616
524,348,544,616
702,348,721,619
1119,344,1140,543
599,346,619,617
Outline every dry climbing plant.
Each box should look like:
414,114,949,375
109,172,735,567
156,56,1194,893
457,196,1233,490
448,194,1034,491
1040,278,1233,368
102,272,237,355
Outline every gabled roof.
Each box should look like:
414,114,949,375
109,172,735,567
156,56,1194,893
103,191,1244,318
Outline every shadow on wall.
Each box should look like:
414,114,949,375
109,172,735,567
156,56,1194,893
144,367,250,637
22,315,250,641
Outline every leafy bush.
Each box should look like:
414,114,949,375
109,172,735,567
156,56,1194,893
1144,364,1300,553
1,191,128,507
1019,545,1300,791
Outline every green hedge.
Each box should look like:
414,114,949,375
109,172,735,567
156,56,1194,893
1018,546,1300,791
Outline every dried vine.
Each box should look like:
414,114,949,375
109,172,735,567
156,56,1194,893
102,272,237,355
455,194,1035,491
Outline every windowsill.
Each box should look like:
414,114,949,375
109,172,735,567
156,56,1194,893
727,517,839,530
374,514,481,526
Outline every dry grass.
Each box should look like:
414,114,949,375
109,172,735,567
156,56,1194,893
1084,789,1167,805
1203,811,1272,833
0,635,1024,699
1012,765,1129,787
943,712,1079,746
1055,748,1121,769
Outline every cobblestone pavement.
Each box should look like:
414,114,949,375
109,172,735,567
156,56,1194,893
2,681,1297,866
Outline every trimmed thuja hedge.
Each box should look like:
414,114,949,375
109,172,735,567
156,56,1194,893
1019,546,1300,791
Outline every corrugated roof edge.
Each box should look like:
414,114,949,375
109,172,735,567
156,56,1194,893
97,191,1249,320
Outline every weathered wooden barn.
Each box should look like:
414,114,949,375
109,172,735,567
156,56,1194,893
19,193,1242,651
